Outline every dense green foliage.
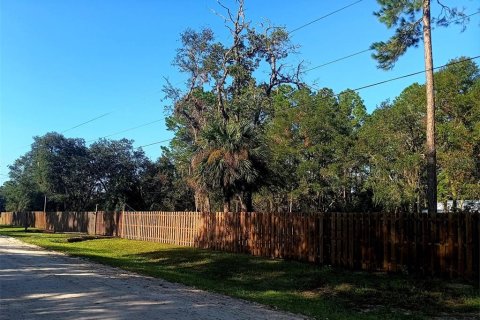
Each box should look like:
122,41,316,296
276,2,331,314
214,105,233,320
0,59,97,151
1,0,478,213
163,2,302,212
371,0,468,70
359,59,480,211
370,0,473,215
1,136,193,212
2,58,478,213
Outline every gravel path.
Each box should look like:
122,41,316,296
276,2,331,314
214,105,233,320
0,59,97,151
0,236,306,320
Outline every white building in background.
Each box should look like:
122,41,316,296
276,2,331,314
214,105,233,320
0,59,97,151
435,200,480,213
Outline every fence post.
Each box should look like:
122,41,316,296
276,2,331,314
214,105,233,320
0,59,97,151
476,212,480,289
121,205,126,239
23,212,28,232
94,205,98,236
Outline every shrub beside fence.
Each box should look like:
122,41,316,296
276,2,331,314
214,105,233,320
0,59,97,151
1,210,478,283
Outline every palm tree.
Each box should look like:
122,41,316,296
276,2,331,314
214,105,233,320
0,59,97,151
193,119,265,212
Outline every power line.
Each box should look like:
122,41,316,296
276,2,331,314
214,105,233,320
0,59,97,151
289,0,363,34
138,138,172,149
140,56,479,148
304,48,372,73
9,57,477,166
350,55,480,93
86,119,163,143
11,8,479,153
18,112,113,149
303,55,480,100
445,10,480,24
54,57,480,149
302,10,480,73
61,112,111,134
60,89,161,137
53,8,480,147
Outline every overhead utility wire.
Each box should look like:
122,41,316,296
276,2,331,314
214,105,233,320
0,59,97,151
138,138,172,149
306,55,480,98
350,55,480,93
137,1,364,149
61,112,111,134
304,11,480,73
19,112,113,149
34,9,479,140
63,9,479,145
305,48,372,72
138,56,479,149
288,0,363,34
86,119,163,143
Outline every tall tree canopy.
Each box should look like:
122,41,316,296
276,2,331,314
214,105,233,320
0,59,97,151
359,58,480,212
164,0,303,212
371,0,470,213
262,87,368,213
2,58,477,213
2,133,193,212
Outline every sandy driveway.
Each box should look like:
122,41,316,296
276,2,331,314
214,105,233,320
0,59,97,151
0,236,306,320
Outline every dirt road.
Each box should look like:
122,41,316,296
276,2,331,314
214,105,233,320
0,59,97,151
0,236,305,320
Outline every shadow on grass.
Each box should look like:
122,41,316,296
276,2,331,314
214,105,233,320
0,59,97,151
131,247,479,319
0,227,49,238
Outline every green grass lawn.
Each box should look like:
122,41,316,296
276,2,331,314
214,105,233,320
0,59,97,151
1,226,478,320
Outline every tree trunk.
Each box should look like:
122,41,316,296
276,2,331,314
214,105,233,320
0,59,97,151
23,212,29,232
223,189,231,213
204,196,211,213
422,0,437,214
223,199,230,213
289,194,293,213
243,191,253,212
194,193,199,212
239,193,246,212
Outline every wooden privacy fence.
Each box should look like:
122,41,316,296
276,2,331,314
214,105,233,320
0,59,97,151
0,211,46,229
1,211,478,282
121,211,203,246
0,211,121,236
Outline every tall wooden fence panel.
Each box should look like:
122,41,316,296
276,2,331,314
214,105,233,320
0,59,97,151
1,211,478,282
121,211,203,246
0,211,45,228
0,211,121,236
120,211,479,282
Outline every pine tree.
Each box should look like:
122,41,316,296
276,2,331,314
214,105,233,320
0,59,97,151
371,0,469,213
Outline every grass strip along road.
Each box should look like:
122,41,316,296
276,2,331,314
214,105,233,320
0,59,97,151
1,226,478,320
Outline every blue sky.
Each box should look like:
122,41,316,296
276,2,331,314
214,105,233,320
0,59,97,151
1,0,479,184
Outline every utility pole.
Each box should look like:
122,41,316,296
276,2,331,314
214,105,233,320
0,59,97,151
43,195,47,213
422,0,437,214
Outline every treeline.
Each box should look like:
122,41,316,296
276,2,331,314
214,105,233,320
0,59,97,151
159,12,479,213
0,137,193,212
170,58,479,213
1,57,478,213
